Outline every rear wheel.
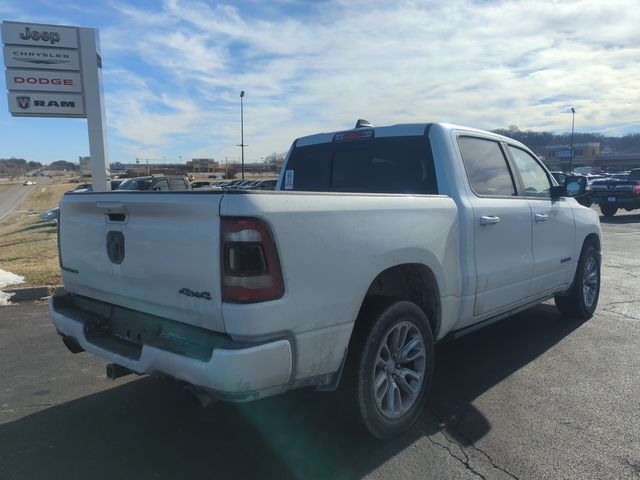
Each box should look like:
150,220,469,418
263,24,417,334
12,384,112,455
600,204,617,217
555,244,600,320
352,301,434,439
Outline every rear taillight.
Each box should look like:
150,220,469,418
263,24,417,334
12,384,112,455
57,208,62,269
221,217,284,303
634,185,640,195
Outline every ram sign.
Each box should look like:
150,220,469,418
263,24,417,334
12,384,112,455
2,20,111,191
1,21,85,117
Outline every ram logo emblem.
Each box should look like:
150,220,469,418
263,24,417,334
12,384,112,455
106,231,125,264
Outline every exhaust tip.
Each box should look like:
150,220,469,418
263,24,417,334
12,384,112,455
62,335,84,354
106,363,133,380
183,385,217,408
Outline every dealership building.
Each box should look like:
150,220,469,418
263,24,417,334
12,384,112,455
543,143,640,172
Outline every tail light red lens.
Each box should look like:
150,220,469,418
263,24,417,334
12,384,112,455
634,185,640,195
221,217,284,303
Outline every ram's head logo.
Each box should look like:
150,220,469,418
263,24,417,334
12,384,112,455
17,96,30,109
106,231,125,264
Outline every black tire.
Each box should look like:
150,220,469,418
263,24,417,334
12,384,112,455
554,244,600,320
600,204,617,217
350,300,434,439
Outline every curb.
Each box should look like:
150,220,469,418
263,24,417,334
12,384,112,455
4,285,65,302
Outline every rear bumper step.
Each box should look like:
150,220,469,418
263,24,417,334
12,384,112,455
50,293,293,399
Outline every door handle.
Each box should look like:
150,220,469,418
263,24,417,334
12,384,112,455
96,202,127,213
479,215,501,226
534,213,549,223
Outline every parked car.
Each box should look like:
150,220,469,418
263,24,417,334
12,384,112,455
191,181,212,189
51,120,601,439
110,179,125,190
22,180,35,186
605,172,629,181
69,183,93,193
40,205,59,224
117,175,192,191
590,168,640,216
250,179,277,190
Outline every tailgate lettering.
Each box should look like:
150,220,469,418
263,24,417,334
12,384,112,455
178,288,212,301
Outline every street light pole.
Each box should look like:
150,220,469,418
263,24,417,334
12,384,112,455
239,91,245,180
569,107,576,173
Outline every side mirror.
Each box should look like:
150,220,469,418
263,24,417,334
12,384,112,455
564,175,587,197
550,184,566,199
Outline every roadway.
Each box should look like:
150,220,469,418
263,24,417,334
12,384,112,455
0,177,50,222
0,211,639,479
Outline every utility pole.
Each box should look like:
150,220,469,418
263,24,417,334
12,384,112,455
238,91,246,180
569,107,576,173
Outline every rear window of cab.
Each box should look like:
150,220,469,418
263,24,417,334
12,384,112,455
283,135,438,194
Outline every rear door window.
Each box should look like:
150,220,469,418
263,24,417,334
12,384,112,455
508,146,551,198
169,178,188,190
458,136,516,196
284,135,437,194
154,180,170,191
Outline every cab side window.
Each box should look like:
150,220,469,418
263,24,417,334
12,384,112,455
458,136,516,196
154,179,170,191
508,146,551,198
169,178,188,190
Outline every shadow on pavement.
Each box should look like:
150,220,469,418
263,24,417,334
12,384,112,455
0,304,581,479
427,303,583,445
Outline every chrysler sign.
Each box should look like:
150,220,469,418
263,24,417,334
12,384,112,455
2,21,85,117
3,45,80,70
2,20,111,192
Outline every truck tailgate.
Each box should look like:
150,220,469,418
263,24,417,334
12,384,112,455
58,192,225,332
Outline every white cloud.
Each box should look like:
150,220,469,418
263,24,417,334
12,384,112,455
92,0,640,160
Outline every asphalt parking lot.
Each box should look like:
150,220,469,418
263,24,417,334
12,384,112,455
0,209,639,480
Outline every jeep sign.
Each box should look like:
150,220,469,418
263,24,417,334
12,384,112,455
2,20,110,191
1,22,77,49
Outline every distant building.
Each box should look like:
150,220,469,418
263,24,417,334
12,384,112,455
192,158,218,173
594,154,640,172
543,143,600,171
542,143,640,172
79,156,91,176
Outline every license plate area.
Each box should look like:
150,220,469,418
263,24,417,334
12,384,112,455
608,196,616,202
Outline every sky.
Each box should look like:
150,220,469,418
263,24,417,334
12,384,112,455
0,0,639,165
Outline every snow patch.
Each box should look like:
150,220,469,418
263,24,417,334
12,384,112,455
0,269,25,306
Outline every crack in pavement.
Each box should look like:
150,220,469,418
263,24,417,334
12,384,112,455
426,411,522,480
599,307,640,322
625,458,640,475
601,299,640,307
424,430,486,479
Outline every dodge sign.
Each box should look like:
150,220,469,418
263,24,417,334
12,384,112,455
5,69,81,92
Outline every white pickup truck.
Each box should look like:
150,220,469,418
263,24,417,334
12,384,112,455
50,121,602,438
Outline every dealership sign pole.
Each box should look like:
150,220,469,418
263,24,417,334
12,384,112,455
1,21,110,191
